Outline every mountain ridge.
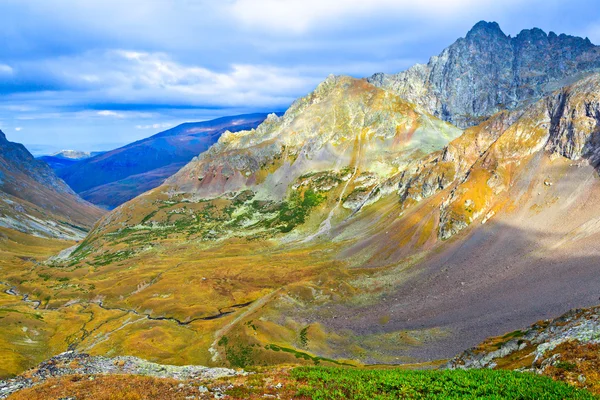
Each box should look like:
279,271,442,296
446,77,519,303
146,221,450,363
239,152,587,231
368,20,600,128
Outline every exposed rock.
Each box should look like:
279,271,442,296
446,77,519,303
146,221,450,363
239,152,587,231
369,21,600,128
0,352,243,399
448,306,600,372
433,73,600,239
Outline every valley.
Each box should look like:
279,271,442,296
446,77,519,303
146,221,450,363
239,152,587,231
2,18,600,399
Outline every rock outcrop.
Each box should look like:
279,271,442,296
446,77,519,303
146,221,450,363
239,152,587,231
369,21,600,128
447,304,600,398
0,352,242,399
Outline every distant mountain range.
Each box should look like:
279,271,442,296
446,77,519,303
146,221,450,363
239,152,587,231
49,113,276,209
38,150,105,171
0,131,104,239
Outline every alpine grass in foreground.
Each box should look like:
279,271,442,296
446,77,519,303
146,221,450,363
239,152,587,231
290,367,597,400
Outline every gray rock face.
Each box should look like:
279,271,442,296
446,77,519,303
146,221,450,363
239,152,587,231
368,21,600,128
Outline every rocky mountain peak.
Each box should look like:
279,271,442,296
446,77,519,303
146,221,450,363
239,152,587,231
368,21,600,129
515,27,547,40
465,20,506,40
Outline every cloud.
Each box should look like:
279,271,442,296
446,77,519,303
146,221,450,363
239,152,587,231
0,0,598,150
2,49,322,111
135,123,173,130
97,110,123,117
14,127,22,131
0,64,13,75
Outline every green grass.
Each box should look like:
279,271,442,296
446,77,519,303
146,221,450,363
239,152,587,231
291,367,597,399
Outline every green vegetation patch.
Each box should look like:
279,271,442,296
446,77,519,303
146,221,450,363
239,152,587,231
291,367,597,399
278,188,325,233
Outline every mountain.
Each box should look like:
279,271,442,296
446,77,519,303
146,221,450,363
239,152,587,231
56,113,275,209
37,155,80,171
0,131,104,239
52,150,99,160
38,150,104,172
368,21,600,128
3,21,600,378
62,69,600,368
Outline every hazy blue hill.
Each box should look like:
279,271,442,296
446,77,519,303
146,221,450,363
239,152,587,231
57,113,278,208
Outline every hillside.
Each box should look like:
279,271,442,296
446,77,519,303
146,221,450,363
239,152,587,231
0,131,104,239
449,304,600,395
56,114,274,209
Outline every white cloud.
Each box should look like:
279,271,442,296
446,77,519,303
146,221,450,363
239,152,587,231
135,123,173,130
0,64,13,75
97,110,124,118
96,110,125,118
14,127,22,131
31,49,322,109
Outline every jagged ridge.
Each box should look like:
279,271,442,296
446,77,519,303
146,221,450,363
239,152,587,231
369,21,600,128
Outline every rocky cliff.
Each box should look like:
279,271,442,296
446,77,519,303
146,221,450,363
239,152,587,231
369,21,600,128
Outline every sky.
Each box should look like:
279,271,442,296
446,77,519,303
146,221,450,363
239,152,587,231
1,0,600,155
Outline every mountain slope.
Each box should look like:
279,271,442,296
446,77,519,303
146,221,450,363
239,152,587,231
37,155,80,171
449,304,600,395
86,75,461,244
57,113,274,209
0,131,104,239
369,21,600,128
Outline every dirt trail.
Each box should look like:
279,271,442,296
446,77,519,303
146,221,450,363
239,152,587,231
209,289,280,362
